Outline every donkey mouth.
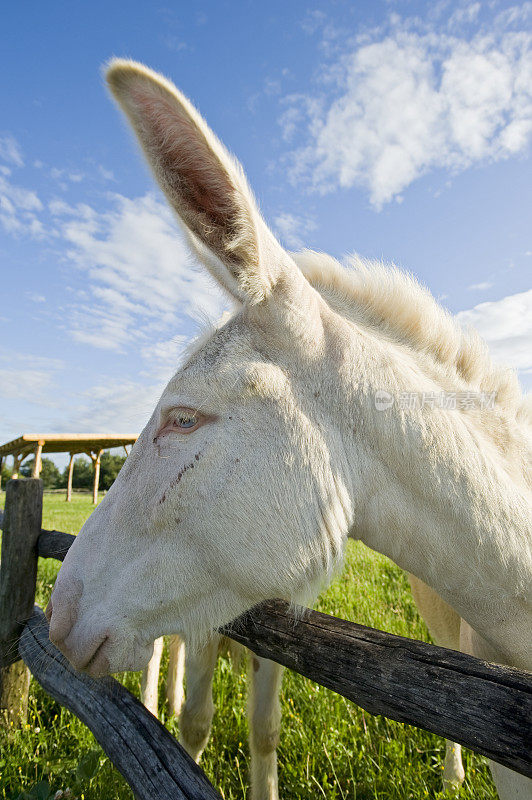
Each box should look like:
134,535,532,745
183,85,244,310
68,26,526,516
79,635,110,677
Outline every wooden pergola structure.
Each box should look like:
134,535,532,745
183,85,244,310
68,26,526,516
0,434,137,503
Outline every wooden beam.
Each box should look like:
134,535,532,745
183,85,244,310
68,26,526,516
66,453,75,502
223,599,532,778
0,479,42,726
31,441,44,478
0,435,138,460
20,606,223,800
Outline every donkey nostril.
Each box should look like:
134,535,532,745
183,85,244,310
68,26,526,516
47,579,83,648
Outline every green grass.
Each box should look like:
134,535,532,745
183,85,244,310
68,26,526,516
0,492,497,799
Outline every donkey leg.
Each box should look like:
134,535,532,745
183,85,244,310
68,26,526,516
248,655,284,800
166,634,185,716
408,575,465,791
140,636,165,717
460,622,532,800
179,634,219,763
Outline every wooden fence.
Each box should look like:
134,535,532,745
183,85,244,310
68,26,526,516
1,479,531,798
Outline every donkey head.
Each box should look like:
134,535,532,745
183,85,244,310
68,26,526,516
48,61,356,676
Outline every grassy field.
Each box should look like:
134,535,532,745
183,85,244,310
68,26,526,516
0,492,497,800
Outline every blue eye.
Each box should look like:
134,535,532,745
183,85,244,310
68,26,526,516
175,412,198,429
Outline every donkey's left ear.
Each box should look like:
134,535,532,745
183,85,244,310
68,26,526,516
106,59,295,304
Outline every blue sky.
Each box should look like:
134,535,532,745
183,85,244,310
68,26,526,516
1,0,531,466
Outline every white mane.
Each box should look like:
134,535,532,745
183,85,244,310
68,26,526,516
293,249,528,421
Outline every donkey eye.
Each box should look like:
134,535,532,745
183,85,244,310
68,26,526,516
156,406,210,440
173,409,199,430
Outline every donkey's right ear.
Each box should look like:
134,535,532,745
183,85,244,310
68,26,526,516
106,59,283,304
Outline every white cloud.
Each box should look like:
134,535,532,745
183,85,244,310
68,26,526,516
457,288,532,373
0,166,232,433
285,10,532,207
98,165,115,182
0,135,24,167
50,167,85,184
0,369,53,401
274,212,317,249
51,192,229,352
447,2,481,30
142,335,188,364
0,350,64,405
0,352,65,371
0,173,45,238
140,335,189,383
468,281,493,291
27,292,46,303
301,9,326,36
0,136,46,237
67,379,163,433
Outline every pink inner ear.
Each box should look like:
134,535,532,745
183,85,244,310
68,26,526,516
130,85,237,233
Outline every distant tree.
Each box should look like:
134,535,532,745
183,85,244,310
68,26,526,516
20,457,61,489
57,451,127,492
99,451,127,490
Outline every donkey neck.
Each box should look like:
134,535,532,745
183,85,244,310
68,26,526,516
334,321,532,668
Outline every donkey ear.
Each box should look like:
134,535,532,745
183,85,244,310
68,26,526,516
106,59,284,304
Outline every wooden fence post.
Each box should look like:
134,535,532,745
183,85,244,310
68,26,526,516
90,450,102,505
0,479,42,727
66,453,74,502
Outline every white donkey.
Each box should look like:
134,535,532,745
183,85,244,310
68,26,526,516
47,60,532,800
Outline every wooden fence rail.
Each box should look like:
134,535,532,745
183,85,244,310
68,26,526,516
19,606,222,800
223,601,532,778
2,478,532,795
37,528,75,561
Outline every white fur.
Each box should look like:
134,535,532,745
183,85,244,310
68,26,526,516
48,61,532,800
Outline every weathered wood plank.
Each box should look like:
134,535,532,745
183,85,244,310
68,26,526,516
223,599,532,778
20,606,222,800
37,529,76,561
0,516,76,563
0,479,42,723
